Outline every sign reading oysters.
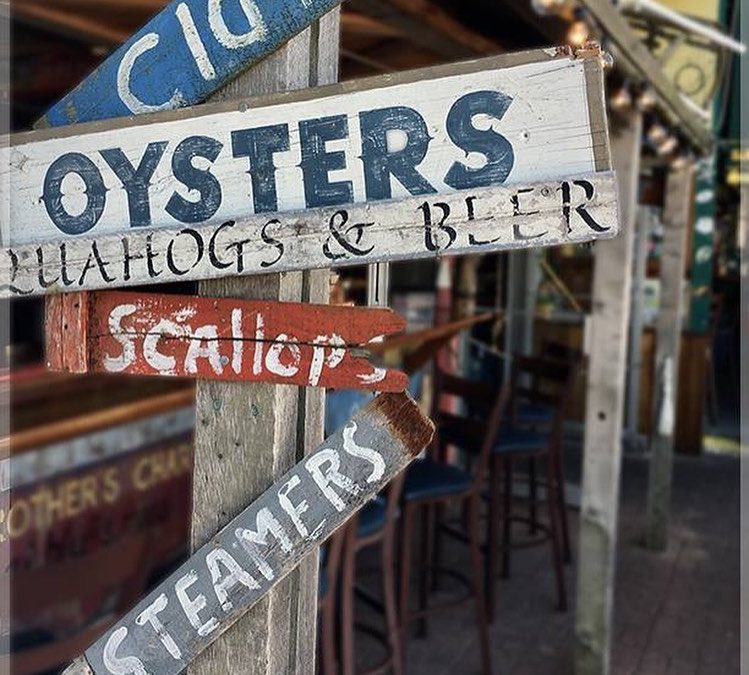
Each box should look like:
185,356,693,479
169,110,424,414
2,49,610,247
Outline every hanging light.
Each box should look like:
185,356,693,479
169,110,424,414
609,83,632,111
636,88,657,111
647,123,668,145
657,135,679,156
531,0,571,16
567,19,590,46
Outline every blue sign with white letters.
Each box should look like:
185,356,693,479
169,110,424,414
40,0,343,127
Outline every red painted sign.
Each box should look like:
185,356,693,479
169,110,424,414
45,292,408,391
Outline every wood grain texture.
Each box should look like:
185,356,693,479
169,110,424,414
190,14,339,675
4,49,610,247
3,172,621,298
37,0,346,127
644,162,694,551
61,392,432,675
574,110,642,675
45,290,408,390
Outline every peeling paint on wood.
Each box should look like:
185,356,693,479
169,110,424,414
38,0,347,128
3,172,620,298
45,290,408,391
5,49,611,248
60,392,433,675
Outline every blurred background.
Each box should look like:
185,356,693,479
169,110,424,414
1,0,744,673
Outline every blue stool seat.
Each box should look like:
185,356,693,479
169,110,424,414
493,428,550,454
357,496,388,538
513,401,555,424
402,458,472,501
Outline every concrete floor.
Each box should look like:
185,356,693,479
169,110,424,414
353,449,740,675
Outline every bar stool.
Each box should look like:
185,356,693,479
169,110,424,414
486,354,573,616
340,475,404,675
398,372,509,675
318,528,346,675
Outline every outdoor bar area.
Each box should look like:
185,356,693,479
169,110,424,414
1,0,745,674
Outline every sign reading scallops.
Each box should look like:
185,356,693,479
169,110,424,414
3,48,609,240
62,393,433,675
45,291,409,390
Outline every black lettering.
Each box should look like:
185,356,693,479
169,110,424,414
445,91,515,190
2,249,32,296
42,153,106,235
77,241,114,286
36,248,59,288
560,180,609,233
322,210,374,260
359,106,436,200
260,219,284,268
100,142,168,228
299,116,353,208
121,237,145,282
166,228,204,275
208,221,235,270
145,234,162,279
165,136,223,224
419,202,455,252
512,187,545,240
59,243,76,286
231,125,289,213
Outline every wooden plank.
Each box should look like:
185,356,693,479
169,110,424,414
577,0,712,153
35,0,347,127
574,109,642,675
59,392,432,675
44,290,408,391
644,162,694,551
3,172,621,298
3,47,611,248
189,14,339,675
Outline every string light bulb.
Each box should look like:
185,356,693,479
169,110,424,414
636,88,657,111
609,84,632,111
567,19,590,46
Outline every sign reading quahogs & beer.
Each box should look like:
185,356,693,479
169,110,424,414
2,46,617,297
62,392,433,675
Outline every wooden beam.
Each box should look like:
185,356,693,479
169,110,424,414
10,2,128,46
348,0,501,60
341,11,402,38
577,0,713,153
644,161,695,551
188,10,340,675
574,108,643,675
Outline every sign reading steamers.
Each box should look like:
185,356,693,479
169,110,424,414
38,0,347,127
63,393,433,675
3,47,610,247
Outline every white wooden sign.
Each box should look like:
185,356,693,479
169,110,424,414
2,172,619,297
61,392,433,675
2,47,610,250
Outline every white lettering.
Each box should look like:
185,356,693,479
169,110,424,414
102,626,148,675
175,2,217,81
175,570,218,637
277,475,311,538
308,334,346,386
143,319,185,375
103,303,137,372
235,507,292,582
135,593,182,661
117,34,183,114
206,547,259,612
208,0,268,49
184,324,223,375
305,448,361,512
342,421,385,483
265,334,301,378
231,308,243,374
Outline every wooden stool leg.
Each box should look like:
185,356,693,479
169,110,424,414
528,457,538,534
468,495,493,675
417,503,434,637
382,529,403,675
545,454,567,611
320,597,337,675
486,455,502,622
553,443,572,564
501,457,512,579
399,503,416,670
431,503,444,593
341,526,357,675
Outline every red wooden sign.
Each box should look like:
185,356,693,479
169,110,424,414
45,292,408,391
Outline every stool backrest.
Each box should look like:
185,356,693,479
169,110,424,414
432,370,510,492
510,354,576,430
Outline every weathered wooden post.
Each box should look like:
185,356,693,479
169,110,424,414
190,13,340,674
574,108,642,675
644,161,695,551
